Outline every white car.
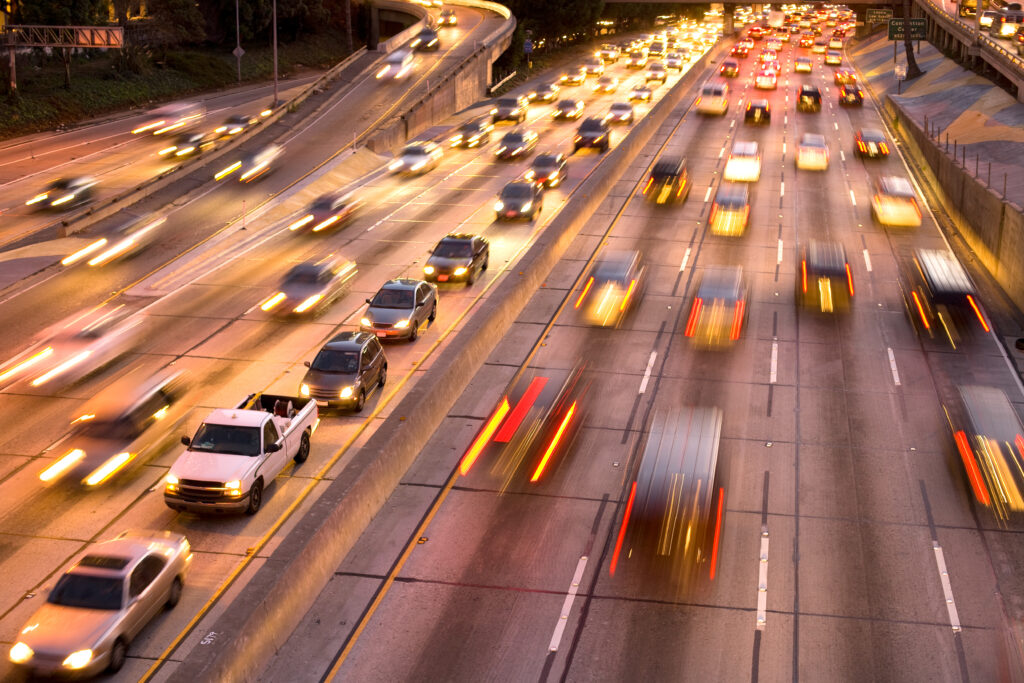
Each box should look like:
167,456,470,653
389,141,443,174
796,133,830,170
665,53,684,70
825,50,842,66
872,176,923,227
794,56,813,73
608,102,635,123
828,38,844,49
646,63,668,84
376,49,414,80
723,141,761,182
697,81,729,115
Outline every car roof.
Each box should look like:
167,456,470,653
438,233,476,244
800,133,827,145
915,249,975,295
381,278,422,290
959,385,1024,442
325,331,374,349
653,156,686,174
859,128,886,141
77,368,184,422
594,250,641,280
732,141,758,155
806,241,848,274
800,84,820,92
698,266,745,298
879,176,915,197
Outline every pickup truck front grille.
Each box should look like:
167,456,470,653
180,478,221,488
176,480,229,502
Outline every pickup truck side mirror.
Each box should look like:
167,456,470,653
303,361,310,367
266,442,282,453
181,436,191,446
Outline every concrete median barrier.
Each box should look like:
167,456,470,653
167,38,732,683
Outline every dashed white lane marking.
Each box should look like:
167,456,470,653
730,119,735,128
887,347,901,386
756,529,769,629
549,555,588,652
932,541,962,633
719,146,726,158
782,142,786,156
834,121,840,130
769,342,779,384
638,351,657,394
704,186,713,202
840,150,846,162
849,189,857,206
679,247,691,272
780,181,785,197
777,239,784,264
863,249,872,272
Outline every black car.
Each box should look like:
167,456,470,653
26,176,98,210
573,116,611,153
797,85,822,112
575,250,646,327
552,98,585,121
495,130,539,160
449,118,494,148
411,27,440,51
525,152,569,189
532,82,561,102
797,241,854,313
720,59,740,77
744,99,771,124
423,233,490,284
901,248,988,346
839,84,864,106
158,131,217,158
300,332,386,412
495,180,543,221
854,129,890,158
643,156,689,205
491,95,529,123
213,113,259,139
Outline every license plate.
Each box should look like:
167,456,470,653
506,211,516,217
437,274,449,282
316,400,328,406
376,332,387,337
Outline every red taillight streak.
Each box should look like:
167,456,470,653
575,277,594,309
709,487,724,581
911,291,931,330
1016,434,1024,462
684,298,703,337
954,430,991,506
530,401,576,482
620,279,637,312
460,399,510,475
801,260,807,293
845,263,854,296
730,299,745,340
857,140,866,152
880,142,889,154
609,481,637,576
966,295,989,332
643,177,653,195
494,377,549,443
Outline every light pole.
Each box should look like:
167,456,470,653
272,0,279,106
234,0,243,84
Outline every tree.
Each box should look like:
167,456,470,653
901,0,923,79
147,0,206,47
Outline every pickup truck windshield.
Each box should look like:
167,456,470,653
190,423,261,456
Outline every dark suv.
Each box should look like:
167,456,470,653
491,95,529,124
797,85,822,112
300,332,386,412
423,233,490,285
643,156,690,205
573,116,611,153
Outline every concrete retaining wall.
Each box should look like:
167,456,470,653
166,38,731,683
374,0,429,53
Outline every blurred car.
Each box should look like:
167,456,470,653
376,49,414,80
948,385,1024,519
794,56,813,73
575,250,646,327
573,116,611,153
797,85,822,112
214,144,281,182
718,59,739,78
744,99,771,124
797,241,854,313
8,530,192,676
709,183,750,236
755,68,777,89
834,67,857,85
684,266,750,347
423,231,490,286
598,44,620,62
649,40,665,57
871,176,922,227
902,248,988,345
491,94,530,123
388,140,443,174
39,368,189,486
839,83,864,106
646,62,668,84
749,26,765,39
625,49,649,68
360,278,437,342
758,47,777,63
593,76,619,93
449,118,493,148
213,113,259,139
825,50,842,65
559,66,588,85
666,52,685,70
260,257,357,317
584,60,605,76
1016,25,1024,55
629,85,654,102
854,129,890,159
812,39,828,53
798,33,815,48
288,190,361,233
61,214,168,268
300,332,386,412
731,45,750,58
697,81,729,115
26,176,97,211
131,101,205,135
495,179,543,220
796,133,829,170
533,82,561,102
410,27,440,51
828,37,844,49
438,7,457,25
552,98,586,120
157,131,216,159
608,102,635,123
642,156,690,204
723,141,761,182
525,152,569,189
495,130,539,160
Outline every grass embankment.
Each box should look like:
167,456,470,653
0,32,352,140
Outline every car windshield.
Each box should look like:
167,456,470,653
497,98,519,108
534,155,559,167
312,197,339,212
502,134,525,144
402,147,429,157
611,104,631,112
49,574,122,610
502,184,534,199
716,188,748,208
285,266,323,284
459,123,482,134
311,349,359,373
557,100,578,109
580,120,605,132
189,423,261,456
80,418,145,441
861,130,885,143
371,288,414,308
434,241,473,258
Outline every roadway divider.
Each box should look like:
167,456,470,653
167,37,732,683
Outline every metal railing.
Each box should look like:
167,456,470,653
916,0,1024,77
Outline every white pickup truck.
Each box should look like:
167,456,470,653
164,393,317,515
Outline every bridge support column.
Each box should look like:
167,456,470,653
723,4,736,36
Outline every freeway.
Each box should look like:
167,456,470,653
265,26,1024,683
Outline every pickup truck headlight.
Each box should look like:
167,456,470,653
165,473,179,491
394,319,410,329
340,386,354,399
10,642,33,663
300,383,310,397
225,480,242,496
62,649,92,670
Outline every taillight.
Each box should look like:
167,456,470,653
954,430,992,506
729,299,745,340
801,259,808,293
575,276,594,309
620,279,637,312
880,142,889,154
460,398,510,475
910,291,931,330
846,263,854,296
684,297,703,337
966,294,989,332
643,177,653,195
857,140,866,152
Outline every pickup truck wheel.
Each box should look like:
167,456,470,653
246,479,264,515
354,389,366,412
294,432,310,464
482,252,489,271
107,639,127,673
378,364,388,387
166,577,183,608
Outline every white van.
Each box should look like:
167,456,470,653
697,81,729,115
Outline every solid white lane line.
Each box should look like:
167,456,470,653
756,530,769,629
863,249,872,272
638,351,657,394
932,541,962,632
849,189,857,206
704,186,713,202
769,342,778,384
887,347,901,386
777,239,784,264
549,556,588,652
679,247,691,272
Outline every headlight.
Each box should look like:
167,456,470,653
165,473,179,490
340,386,354,398
300,383,310,397
62,649,92,670
494,201,504,211
521,202,532,212
224,480,242,496
388,160,403,171
360,317,372,327
394,319,410,329
490,108,498,115
424,265,435,274
454,267,468,276
10,642,33,663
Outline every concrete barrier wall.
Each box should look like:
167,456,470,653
166,38,731,683
375,0,430,53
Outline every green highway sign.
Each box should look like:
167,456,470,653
888,17,927,40
866,8,893,23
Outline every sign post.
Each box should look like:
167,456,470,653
523,38,533,69
895,62,907,93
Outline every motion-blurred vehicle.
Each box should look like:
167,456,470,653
131,101,205,135
288,190,362,233
532,82,561,102
389,140,444,174
794,56,813,73
552,98,586,120
854,129,890,159
157,131,217,158
828,37,844,49
626,49,649,68
360,278,438,342
559,66,588,85
61,214,168,268
989,9,1024,38
719,59,740,77
798,33,814,48
438,7,457,25
642,156,690,204
871,176,922,227
723,141,761,182
260,257,357,317
449,118,494,148
26,176,97,210
797,241,854,313
646,62,668,84
423,233,490,284
214,144,282,182
758,47,777,63
796,133,830,170
1015,25,1024,55
813,39,828,53
948,385,1024,520
755,68,777,89
574,250,646,327
709,183,750,236
797,84,822,112
697,81,729,115
839,83,864,106
165,392,318,514
300,332,386,412
598,44,620,62
525,152,569,189
8,531,192,676
491,94,530,123
213,113,259,139
584,60,605,76
744,99,771,124
410,27,440,51
731,44,750,58
749,26,765,39
629,85,654,102
573,116,611,153
495,179,543,220
495,129,539,160
825,49,842,66
648,40,665,57
39,368,189,486
684,266,749,347
834,67,857,85
608,102,635,123
666,52,685,70
593,76,619,93
902,248,989,345
376,49,414,80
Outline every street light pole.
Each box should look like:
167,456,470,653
235,0,242,83
272,0,279,106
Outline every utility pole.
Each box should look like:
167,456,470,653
234,0,243,83
272,0,279,106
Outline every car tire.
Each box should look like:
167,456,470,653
354,389,365,413
409,322,419,342
482,252,489,271
467,267,476,285
108,639,127,673
428,302,437,322
166,577,183,609
246,479,264,516
294,432,310,464
379,364,388,387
